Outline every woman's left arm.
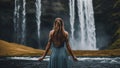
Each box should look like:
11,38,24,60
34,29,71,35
65,32,78,61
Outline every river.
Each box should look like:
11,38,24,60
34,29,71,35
0,56,120,68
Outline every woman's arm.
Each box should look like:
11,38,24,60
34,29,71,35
65,32,78,61
40,41,51,59
38,31,52,61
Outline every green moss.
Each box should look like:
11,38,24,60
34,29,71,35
109,28,120,49
113,0,120,8
112,12,120,17
109,39,120,49
114,28,120,36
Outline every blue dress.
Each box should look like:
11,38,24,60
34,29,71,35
48,42,72,68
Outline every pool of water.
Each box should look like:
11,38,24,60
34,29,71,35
0,56,120,68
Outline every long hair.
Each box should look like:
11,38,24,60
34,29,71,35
52,18,66,42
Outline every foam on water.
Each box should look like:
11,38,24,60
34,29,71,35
7,56,50,61
7,57,120,64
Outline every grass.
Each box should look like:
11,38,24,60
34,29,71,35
0,40,120,57
109,39,120,49
73,49,120,56
0,40,44,56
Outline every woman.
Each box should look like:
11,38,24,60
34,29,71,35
39,18,77,68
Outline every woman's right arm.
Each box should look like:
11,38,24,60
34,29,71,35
39,41,51,60
38,31,52,61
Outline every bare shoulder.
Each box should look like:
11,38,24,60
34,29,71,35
64,31,68,35
65,31,69,38
49,30,54,36
64,31,69,42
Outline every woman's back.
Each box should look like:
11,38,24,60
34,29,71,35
50,30,67,48
48,30,71,68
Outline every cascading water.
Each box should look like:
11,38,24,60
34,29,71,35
77,0,97,50
69,0,78,49
69,0,97,50
13,0,26,45
13,0,19,43
35,0,41,48
22,0,26,45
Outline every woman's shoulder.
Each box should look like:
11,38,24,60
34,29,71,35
49,30,54,36
63,31,69,39
64,31,68,36
50,30,54,33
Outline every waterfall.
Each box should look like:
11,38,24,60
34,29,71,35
69,0,75,39
77,0,97,50
69,0,77,49
13,0,19,43
35,0,41,48
13,0,26,45
22,0,26,45
69,0,97,50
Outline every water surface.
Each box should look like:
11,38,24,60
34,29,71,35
0,56,120,68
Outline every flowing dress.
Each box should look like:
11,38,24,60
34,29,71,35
48,42,71,68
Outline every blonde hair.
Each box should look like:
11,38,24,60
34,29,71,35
52,18,66,42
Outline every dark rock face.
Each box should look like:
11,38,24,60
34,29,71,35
93,0,120,49
0,0,120,49
0,0,14,42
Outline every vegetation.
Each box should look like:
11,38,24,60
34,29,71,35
109,39,120,49
1,40,120,57
109,28,120,49
114,27,120,36
73,49,120,56
0,40,44,56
